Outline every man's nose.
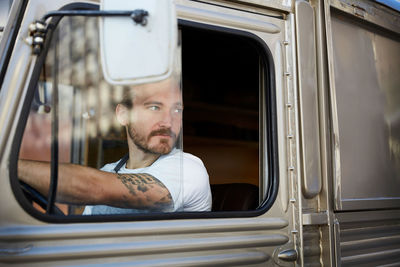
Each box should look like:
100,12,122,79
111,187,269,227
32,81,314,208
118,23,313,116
158,110,173,128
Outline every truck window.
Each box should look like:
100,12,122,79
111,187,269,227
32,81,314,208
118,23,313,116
0,0,13,41
14,12,277,220
181,25,268,212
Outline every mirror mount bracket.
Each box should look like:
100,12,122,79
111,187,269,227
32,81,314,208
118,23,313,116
27,9,149,55
131,10,149,26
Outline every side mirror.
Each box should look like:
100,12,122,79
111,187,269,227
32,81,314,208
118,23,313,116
100,0,177,85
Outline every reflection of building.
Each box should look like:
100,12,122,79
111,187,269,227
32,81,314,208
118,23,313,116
21,17,128,168
19,16,132,215
20,108,72,162
0,0,13,41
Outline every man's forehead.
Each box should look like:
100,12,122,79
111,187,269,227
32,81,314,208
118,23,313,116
132,79,181,102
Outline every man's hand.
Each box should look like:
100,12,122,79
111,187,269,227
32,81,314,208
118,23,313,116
18,159,172,211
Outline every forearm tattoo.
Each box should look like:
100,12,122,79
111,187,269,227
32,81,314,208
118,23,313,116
116,173,173,210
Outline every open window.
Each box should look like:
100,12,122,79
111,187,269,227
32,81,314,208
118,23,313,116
12,5,277,221
181,23,271,212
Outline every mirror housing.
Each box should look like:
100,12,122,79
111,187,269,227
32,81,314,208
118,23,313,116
100,0,177,85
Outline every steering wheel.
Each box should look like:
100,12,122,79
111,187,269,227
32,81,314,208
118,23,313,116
20,181,65,216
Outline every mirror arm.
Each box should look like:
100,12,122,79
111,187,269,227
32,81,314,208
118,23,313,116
28,10,149,55
41,10,149,25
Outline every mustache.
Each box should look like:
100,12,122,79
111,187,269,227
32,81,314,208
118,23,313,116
149,128,176,139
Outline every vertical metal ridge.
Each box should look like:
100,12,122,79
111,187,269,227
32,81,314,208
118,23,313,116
295,0,322,200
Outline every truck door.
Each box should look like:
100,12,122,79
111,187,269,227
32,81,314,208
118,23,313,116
0,0,301,266
325,0,400,265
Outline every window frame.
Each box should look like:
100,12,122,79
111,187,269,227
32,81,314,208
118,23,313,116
0,0,29,90
9,4,279,223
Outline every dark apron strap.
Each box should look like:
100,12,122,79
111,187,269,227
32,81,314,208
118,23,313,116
113,154,129,173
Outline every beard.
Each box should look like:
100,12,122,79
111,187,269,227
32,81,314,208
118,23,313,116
127,124,177,155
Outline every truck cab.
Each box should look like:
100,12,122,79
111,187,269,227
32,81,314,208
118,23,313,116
1,0,400,266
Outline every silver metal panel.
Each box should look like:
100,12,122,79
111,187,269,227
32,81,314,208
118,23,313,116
0,217,288,240
1,234,287,263
177,4,281,33
286,12,303,263
0,218,288,265
295,1,322,199
221,0,292,13
330,0,400,35
303,225,322,266
302,211,328,226
1,251,270,267
335,210,400,266
0,0,293,266
330,9,400,210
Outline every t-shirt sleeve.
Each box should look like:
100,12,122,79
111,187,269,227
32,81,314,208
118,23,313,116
181,154,212,212
82,205,93,215
145,152,211,212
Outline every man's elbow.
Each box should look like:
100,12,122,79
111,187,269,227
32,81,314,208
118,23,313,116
148,193,173,211
136,188,173,211
107,188,173,211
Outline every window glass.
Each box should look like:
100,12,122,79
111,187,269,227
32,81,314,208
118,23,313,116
0,0,13,41
16,14,272,218
18,16,187,215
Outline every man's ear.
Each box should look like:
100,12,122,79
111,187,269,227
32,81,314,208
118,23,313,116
116,104,129,126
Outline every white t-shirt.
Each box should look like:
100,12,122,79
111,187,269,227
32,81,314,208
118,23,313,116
83,149,211,215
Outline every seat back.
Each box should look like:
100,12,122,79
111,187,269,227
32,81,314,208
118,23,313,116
211,183,259,211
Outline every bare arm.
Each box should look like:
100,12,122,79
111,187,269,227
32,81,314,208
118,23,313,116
18,159,172,210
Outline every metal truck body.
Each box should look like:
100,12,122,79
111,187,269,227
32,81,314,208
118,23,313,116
0,0,399,266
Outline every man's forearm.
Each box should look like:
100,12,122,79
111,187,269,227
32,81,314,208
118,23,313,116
18,160,109,204
18,160,52,197
18,159,172,210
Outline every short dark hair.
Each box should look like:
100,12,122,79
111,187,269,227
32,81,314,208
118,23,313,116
120,88,134,109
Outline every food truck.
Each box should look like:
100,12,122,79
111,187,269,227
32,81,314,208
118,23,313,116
0,0,399,265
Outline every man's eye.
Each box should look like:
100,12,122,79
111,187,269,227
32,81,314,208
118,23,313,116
148,106,160,111
174,108,183,113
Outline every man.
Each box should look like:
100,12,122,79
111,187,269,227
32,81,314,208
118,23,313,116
18,78,212,214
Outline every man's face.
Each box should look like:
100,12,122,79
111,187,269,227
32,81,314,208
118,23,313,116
119,79,183,155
